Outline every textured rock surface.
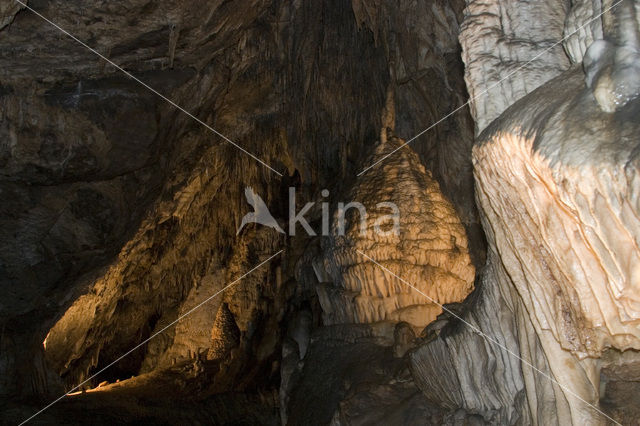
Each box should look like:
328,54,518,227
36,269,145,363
321,133,475,329
285,325,445,425
1,0,384,413
6,0,639,424
409,2,640,424
409,262,531,425
459,0,570,133
406,61,640,424
460,0,640,130
283,122,477,424
351,0,483,263
584,0,640,112
563,0,604,63
0,1,23,31
476,69,640,357
466,63,640,424
0,0,479,423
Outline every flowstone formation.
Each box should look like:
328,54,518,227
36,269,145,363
320,130,475,329
473,66,640,424
406,1,640,424
5,0,640,424
281,123,477,425
405,67,640,426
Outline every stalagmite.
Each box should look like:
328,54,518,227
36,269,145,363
321,96,475,329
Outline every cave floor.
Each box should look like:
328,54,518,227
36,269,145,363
2,364,279,425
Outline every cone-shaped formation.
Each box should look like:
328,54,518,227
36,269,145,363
208,303,241,361
321,134,475,328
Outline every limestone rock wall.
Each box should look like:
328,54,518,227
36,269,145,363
459,0,571,133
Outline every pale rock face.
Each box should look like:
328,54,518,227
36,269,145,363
409,261,532,425
462,0,640,125
321,134,475,329
476,66,640,357
459,0,570,133
584,0,640,112
473,66,640,424
416,59,640,423
563,0,603,63
447,1,640,423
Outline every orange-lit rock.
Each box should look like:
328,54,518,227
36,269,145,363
321,131,475,329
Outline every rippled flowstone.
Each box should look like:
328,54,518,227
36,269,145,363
459,0,570,133
472,65,640,424
406,63,640,425
402,2,640,423
321,131,475,329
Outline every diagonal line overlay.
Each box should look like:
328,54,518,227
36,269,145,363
18,250,283,425
13,0,283,177
357,249,621,426
357,0,624,176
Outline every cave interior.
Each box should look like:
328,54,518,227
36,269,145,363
1,0,640,425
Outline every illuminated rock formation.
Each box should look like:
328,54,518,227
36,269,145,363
5,0,640,424
472,64,640,424
408,66,640,425
321,129,475,329
407,2,640,425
